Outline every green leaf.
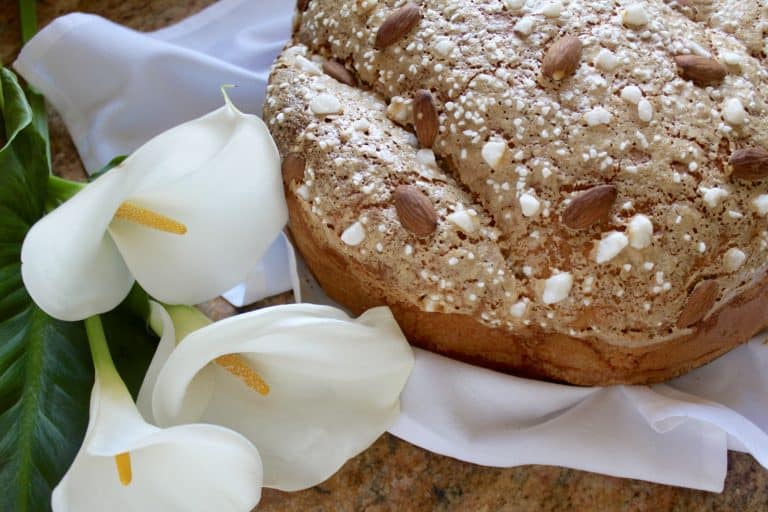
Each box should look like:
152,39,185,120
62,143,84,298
0,309,92,512
46,155,127,210
0,66,91,512
0,70,32,150
0,66,160,512
89,154,127,181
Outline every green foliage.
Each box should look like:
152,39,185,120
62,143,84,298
0,66,88,512
0,67,157,512
103,286,157,397
89,154,127,181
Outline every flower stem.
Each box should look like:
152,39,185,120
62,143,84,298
84,315,120,383
18,0,50,163
18,0,38,44
150,304,211,344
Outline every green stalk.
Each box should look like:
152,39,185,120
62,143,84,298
18,0,50,165
84,316,122,384
18,0,37,44
150,304,211,344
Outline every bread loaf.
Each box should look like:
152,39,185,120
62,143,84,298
264,0,768,384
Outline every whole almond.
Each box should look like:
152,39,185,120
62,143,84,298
413,89,438,148
674,55,726,85
676,279,718,328
730,147,768,180
375,3,421,50
394,185,437,236
562,185,618,229
297,0,310,12
322,60,356,87
282,153,306,184
542,35,583,81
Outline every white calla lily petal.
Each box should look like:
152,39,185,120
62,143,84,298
137,302,214,422
22,96,285,321
136,302,177,422
150,304,414,491
20,170,135,321
54,363,263,512
108,100,286,305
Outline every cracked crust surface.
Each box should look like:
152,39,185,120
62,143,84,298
264,0,768,384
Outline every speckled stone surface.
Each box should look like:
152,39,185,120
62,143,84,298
2,1,767,510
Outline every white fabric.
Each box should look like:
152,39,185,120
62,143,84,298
15,0,768,492
222,232,302,306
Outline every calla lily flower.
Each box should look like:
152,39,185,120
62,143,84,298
22,92,285,321
138,302,414,491
53,315,264,512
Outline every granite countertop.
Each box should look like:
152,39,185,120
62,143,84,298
2,1,767,510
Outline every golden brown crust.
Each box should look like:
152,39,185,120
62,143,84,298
288,189,768,385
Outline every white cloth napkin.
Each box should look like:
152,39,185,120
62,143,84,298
15,0,768,492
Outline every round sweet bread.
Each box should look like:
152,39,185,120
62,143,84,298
263,0,768,384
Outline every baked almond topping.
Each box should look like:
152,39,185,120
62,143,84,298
676,279,719,328
282,153,306,184
322,60,357,87
730,147,768,180
562,185,618,229
394,185,437,236
412,89,438,148
374,3,421,50
673,55,726,85
297,0,310,12
542,35,582,81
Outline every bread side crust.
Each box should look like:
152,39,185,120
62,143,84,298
287,191,768,385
